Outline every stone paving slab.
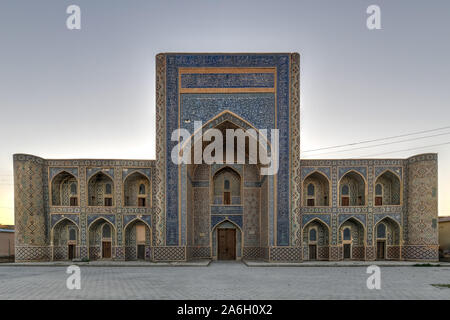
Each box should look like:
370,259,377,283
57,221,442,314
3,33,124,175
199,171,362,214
0,262,450,299
243,260,450,267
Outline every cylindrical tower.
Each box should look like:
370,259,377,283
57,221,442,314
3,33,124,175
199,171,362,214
13,154,49,261
405,153,439,261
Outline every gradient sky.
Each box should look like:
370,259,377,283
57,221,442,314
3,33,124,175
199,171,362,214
0,0,449,224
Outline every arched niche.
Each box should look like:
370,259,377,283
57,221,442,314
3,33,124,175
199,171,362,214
303,171,330,207
374,171,401,206
123,172,151,207
339,171,366,206
51,171,78,206
87,172,114,207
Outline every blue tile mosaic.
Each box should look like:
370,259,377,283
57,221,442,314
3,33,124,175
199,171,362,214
165,54,290,246
181,73,275,88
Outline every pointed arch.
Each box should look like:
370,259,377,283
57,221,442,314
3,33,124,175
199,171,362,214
302,217,331,260
212,218,243,234
181,110,272,152
211,219,243,260
302,217,331,233
338,216,366,230
177,110,272,168
87,216,116,230
52,217,79,231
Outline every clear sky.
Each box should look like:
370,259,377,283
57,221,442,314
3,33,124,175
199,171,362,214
0,0,449,224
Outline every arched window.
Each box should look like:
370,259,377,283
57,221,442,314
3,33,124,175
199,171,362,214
70,183,77,195
105,183,112,195
307,183,315,196
377,223,386,239
139,184,146,195
102,224,111,238
309,228,317,242
343,228,351,241
341,185,349,196
69,228,76,241
375,184,383,196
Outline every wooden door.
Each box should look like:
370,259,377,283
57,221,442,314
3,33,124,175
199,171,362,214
343,244,351,259
68,244,75,260
307,199,315,207
224,192,231,205
218,229,236,260
309,245,317,260
377,241,385,260
70,197,78,206
341,197,350,206
375,197,383,206
102,241,111,258
137,245,145,260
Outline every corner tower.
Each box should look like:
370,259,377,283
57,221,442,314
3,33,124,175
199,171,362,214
13,154,49,261
404,153,439,261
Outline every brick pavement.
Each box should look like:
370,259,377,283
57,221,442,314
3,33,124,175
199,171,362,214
0,261,449,299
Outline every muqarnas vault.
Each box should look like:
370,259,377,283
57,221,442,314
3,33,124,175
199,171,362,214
13,53,439,262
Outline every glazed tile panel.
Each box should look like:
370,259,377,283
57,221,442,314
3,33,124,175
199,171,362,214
164,54,291,246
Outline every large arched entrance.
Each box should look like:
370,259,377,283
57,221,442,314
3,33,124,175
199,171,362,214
181,111,272,261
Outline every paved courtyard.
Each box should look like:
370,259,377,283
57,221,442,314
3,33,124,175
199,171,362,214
0,262,449,299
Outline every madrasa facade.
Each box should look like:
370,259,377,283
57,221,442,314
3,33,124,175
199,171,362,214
13,53,439,262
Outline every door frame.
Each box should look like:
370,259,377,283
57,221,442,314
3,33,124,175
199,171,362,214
343,243,352,259
137,244,145,260
68,244,76,260
102,241,112,259
217,228,237,260
376,240,386,260
308,244,317,260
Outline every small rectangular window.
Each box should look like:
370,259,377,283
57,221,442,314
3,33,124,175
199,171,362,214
70,197,78,206
224,192,231,205
307,199,315,207
375,196,383,206
104,198,112,206
341,197,349,206
138,198,146,207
